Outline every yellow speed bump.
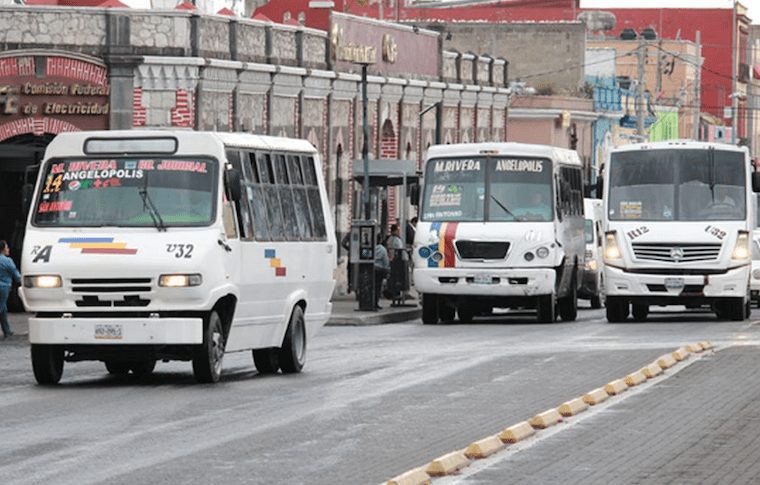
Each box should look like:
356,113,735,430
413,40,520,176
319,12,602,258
604,378,629,396
558,397,589,417
582,387,609,406
699,341,714,350
672,346,691,361
386,467,431,485
656,353,677,370
426,450,470,477
499,421,535,443
642,363,663,378
624,370,647,387
529,408,562,429
687,343,704,353
464,435,504,459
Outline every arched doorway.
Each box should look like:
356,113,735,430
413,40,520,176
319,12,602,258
0,133,55,310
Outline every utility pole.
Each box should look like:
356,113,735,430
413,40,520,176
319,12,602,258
636,38,647,138
693,30,701,140
731,1,737,144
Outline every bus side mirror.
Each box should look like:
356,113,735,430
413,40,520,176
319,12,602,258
225,169,243,202
409,184,420,206
596,178,604,198
753,172,760,193
21,183,34,218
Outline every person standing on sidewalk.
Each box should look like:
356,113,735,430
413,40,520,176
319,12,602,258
0,240,21,338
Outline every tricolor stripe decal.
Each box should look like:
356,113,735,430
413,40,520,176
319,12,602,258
59,237,138,255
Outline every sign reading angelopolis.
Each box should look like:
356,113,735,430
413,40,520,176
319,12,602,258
0,52,110,142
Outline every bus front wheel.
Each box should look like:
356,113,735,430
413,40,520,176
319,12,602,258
192,310,226,383
421,294,439,325
558,283,578,322
606,297,629,323
536,295,555,323
31,344,64,385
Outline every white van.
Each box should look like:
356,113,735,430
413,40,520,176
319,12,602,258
580,198,604,308
602,140,758,322
20,131,336,384
413,142,585,323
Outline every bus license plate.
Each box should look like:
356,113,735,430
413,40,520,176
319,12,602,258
473,275,494,285
664,278,685,290
95,324,123,340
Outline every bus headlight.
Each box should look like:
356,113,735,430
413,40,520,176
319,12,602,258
536,246,550,258
23,275,62,288
731,231,750,260
604,231,622,261
159,274,203,287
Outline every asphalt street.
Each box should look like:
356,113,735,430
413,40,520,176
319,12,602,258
1,304,759,485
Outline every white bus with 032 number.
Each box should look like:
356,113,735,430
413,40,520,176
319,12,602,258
21,131,336,384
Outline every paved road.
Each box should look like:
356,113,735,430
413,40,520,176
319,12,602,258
0,305,758,485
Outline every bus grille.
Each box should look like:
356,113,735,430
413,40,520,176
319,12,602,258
631,243,721,263
70,278,153,293
455,241,510,260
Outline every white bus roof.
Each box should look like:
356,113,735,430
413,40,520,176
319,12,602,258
44,130,318,158
611,140,749,154
425,142,582,166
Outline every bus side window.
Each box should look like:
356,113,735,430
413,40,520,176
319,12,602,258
225,149,253,241
262,153,286,241
274,153,299,241
288,154,314,240
304,156,327,240
248,151,271,241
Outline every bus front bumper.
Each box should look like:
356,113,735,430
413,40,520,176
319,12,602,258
604,265,749,299
29,317,203,345
413,267,555,296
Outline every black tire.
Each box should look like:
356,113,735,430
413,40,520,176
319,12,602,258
536,294,555,323
590,294,603,309
457,305,474,323
130,360,156,377
105,361,130,375
252,348,280,374
279,306,307,374
606,297,629,323
192,310,226,383
558,282,578,322
31,344,64,385
439,302,456,323
421,294,439,325
632,303,649,322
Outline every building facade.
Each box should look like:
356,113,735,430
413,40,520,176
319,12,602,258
0,6,509,294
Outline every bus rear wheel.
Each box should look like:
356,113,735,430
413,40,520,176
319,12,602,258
31,344,64,385
558,283,578,322
130,360,156,377
279,305,306,374
192,310,226,383
457,305,474,323
421,294,439,325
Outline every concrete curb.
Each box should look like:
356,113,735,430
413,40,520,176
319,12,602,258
383,342,712,484
326,307,421,326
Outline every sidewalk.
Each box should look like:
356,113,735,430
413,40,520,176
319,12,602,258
2,312,30,342
326,293,421,326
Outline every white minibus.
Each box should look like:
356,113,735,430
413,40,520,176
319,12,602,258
413,142,585,324
20,131,336,384
602,140,759,322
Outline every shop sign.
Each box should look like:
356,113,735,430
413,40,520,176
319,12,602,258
0,52,109,141
331,24,377,64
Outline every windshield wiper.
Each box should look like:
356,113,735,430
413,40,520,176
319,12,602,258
139,174,167,232
490,195,518,220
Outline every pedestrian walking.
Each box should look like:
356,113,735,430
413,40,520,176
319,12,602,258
0,240,21,338
374,235,390,310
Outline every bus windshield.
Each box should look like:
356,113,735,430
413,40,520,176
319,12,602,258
421,157,553,222
33,158,218,227
608,149,746,222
